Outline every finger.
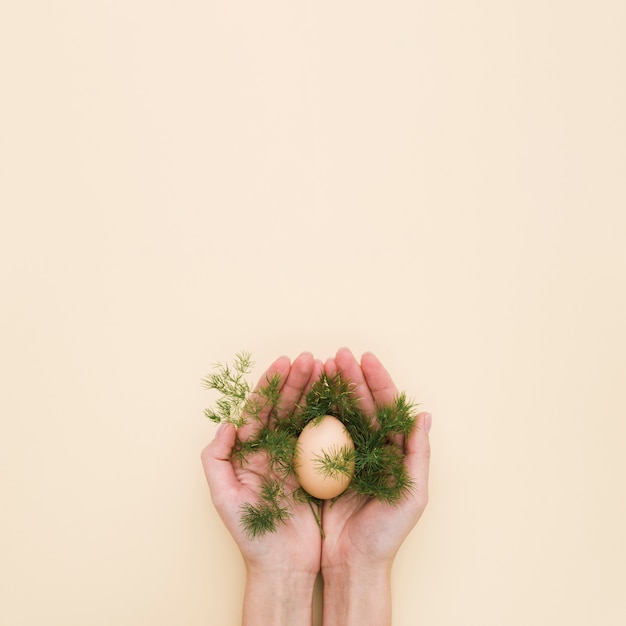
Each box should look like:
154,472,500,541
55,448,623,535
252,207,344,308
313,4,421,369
298,357,324,406
324,357,337,377
237,355,291,441
404,412,431,509
361,351,404,445
360,352,398,408
273,351,315,422
335,347,376,416
201,423,242,511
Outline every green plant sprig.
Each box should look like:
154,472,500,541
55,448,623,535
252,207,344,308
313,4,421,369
313,444,356,480
203,352,419,537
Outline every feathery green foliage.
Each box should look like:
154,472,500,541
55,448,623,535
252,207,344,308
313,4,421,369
202,352,254,427
203,354,419,537
313,444,356,480
240,479,293,538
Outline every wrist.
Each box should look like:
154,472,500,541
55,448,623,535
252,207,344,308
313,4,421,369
246,561,318,588
321,561,392,626
243,566,317,626
322,559,392,593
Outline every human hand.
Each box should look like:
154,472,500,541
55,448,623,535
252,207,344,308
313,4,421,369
201,352,323,625
320,348,431,626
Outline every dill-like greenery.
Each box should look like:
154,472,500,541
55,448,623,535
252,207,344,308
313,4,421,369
239,478,293,538
252,426,298,477
313,444,356,480
202,352,254,427
203,355,419,537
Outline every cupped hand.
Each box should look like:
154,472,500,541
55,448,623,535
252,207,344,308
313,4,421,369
201,352,324,577
321,348,431,572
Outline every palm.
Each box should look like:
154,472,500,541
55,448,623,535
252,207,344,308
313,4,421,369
232,448,322,571
203,352,324,575
321,349,429,569
322,494,391,565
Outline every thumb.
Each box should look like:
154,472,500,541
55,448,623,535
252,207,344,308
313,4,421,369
201,423,241,507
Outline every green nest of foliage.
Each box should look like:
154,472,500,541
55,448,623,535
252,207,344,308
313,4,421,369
202,352,418,538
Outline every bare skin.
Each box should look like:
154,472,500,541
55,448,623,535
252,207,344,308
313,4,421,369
201,352,324,626
321,348,431,626
202,349,431,626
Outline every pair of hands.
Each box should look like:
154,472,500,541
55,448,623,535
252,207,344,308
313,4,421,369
201,348,431,625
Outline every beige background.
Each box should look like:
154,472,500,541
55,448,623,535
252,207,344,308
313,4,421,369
1,1,625,625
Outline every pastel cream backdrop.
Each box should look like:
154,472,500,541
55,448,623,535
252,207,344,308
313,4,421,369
1,2,624,625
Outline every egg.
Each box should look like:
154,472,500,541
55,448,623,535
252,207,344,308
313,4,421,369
294,415,355,499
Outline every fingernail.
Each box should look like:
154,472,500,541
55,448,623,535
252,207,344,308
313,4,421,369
424,413,432,433
216,422,226,437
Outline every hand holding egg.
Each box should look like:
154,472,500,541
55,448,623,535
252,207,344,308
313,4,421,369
203,350,419,537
